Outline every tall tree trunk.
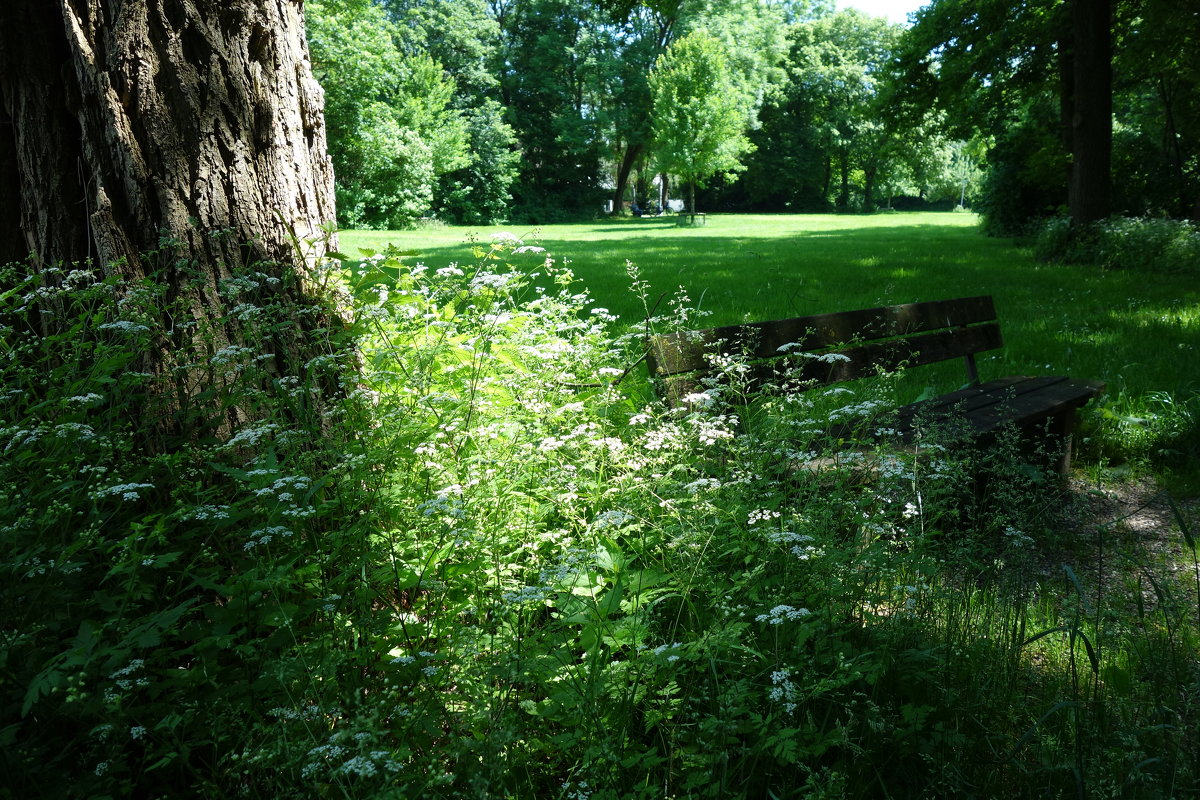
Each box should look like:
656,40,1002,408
1157,75,1188,218
0,0,339,441
1067,0,1112,226
611,142,643,214
837,152,850,210
863,165,877,213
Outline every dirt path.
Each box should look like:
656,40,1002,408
1056,477,1200,615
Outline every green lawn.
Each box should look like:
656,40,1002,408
341,212,1200,481
342,212,1003,325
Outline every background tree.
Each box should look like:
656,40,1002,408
1110,0,1200,219
898,0,1142,230
307,0,469,228
435,99,521,224
495,0,608,221
648,30,754,215
715,8,916,213
380,0,502,102
374,0,520,223
596,0,789,215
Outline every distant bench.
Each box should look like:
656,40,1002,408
646,296,1105,472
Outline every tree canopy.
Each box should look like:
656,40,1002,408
299,0,1198,228
648,30,753,213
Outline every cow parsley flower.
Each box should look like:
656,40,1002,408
756,605,812,625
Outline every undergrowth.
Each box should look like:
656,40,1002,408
1,235,1198,798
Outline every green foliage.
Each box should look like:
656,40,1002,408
1034,215,1200,275
726,9,935,213
5,220,1200,796
649,30,754,213
497,0,609,222
904,0,1200,229
377,0,501,101
0,248,362,795
302,0,1199,227
974,99,1068,236
436,99,521,225
308,0,470,228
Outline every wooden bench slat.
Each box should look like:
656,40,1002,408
894,376,1107,437
649,296,998,377
657,323,1003,406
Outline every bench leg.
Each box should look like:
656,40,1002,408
1031,410,1078,475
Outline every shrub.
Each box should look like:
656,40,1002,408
1034,214,1200,274
976,102,1067,237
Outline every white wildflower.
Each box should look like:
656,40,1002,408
756,605,812,625
98,320,150,334
93,483,154,501
65,393,104,406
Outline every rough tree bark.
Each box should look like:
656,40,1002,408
0,0,339,440
0,0,336,271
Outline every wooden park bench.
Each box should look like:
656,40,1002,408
646,296,1105,472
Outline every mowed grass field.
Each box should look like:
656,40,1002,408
341,212,1200,480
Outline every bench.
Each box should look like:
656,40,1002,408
646,296,1105,472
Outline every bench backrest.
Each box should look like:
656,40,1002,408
647,295,1003,407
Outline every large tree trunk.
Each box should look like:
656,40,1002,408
862,165,877,213
0,0,338,441
1067,0,1112,226
1,0,335,270
837,152,850,210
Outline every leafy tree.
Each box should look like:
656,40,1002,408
734,9,914,212
649,30,754,214
911,136,988,207
495,0,608,221
372,0,522,224
1111,0,1200,218
901,0,1117,228
436,99,522,224
800,11,907,211
596,0,790,214
307,0,469,228
379,0,502,102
